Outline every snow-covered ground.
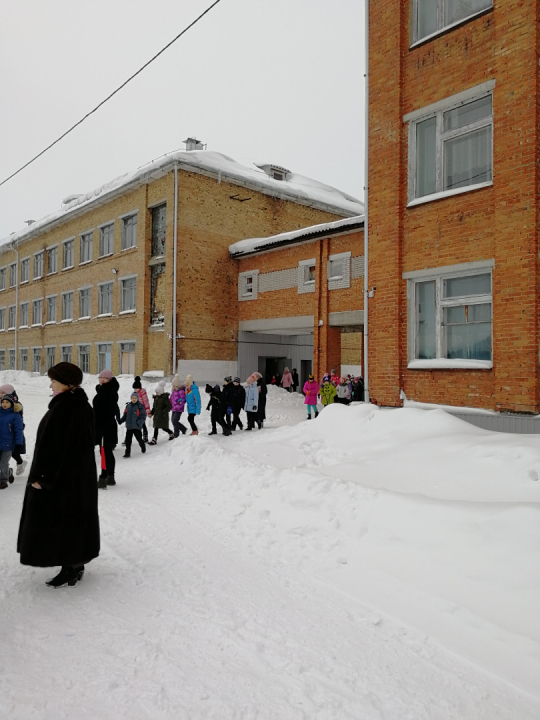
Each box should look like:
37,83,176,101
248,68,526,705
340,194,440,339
1,371,539,719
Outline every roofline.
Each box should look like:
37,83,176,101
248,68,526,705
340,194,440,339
229,218,365,259
0,157,361,256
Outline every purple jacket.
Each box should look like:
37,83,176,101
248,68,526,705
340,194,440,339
303,380,320,405
170,388,186,413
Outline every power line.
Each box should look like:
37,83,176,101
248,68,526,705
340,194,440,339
0,0,223,189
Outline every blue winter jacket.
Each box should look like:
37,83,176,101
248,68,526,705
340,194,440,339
0,407,24,452
185,383,201,415
244,383,259,413
121,400,147,430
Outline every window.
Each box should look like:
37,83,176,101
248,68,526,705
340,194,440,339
8,305,16,329
63,239,74,269
20,302,28,327
46,347,56,371
413,0,492,44
32,347,42,373
151,205,166,256
46,296,57,323
99,224,114,257
61,345,72,363
0,350,4,371
8,348,15,369
80,232,93,264
62,292,73,321
78,345,90,373
0,308,5,331
20,258,29,283
409,90,493,203
328,259,343,280
298,258,317,294
150,263,166,324
305,265,316,283
0,267,6,290
120,342,136,374
19,348,28,371
32,299,43,326
122,214,137,250
408,266,492,367
97,343,112,373
9,263,17,288
238,270,259,301
327,252,351,290
79,288,91,318
98,283,113,315
34,251,44,279
120,277,136,312
47,246,58,274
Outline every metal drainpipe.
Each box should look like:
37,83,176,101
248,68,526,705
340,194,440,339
363,0,370,402
12,242,19,370
172,163,179,375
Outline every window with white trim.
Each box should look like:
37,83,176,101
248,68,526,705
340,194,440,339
99,224,114,257
120,342,136,374
47,246,58,274
298,258,316,294
413,0,492,45
32,347,42,373
0,350,4,371
0,308,5,331
78,345,90,373
8,305,16,329
61,345,72,363
46,346,56,370
80,232,93,264
9,263,16,288
20,302,28,327
0,267,6,290
63,239,74,269
8,348,15,369
409,91,493,202
120,277,136,312
122,214,137,250
98,283,113,315
410,269,492,365
97,343,112,373
79,288,91,318
47,296,57,323
19,348,28,371
34,251,44,279
20,258,29,283
238,270,259,301
32,299,43,326
62,292,73,320
327,251,351,290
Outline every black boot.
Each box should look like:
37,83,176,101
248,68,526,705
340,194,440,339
123,452,131,458
97,475,108,489
107,475,116,485
46,565,82,588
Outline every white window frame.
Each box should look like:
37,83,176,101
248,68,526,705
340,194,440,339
33,251,44,280
0,349,5,370
406,82,495,207
8,348,16,369
298,258,316,294
80,231,93,265
61,291,74,321
32,298,43,326
62,238,75,270
31,346,42,373
327,251,351,290
97,342,112,373
47,245,58,275
411,0,493,47
98,281,113,316
0,307,5,331
120,276,137,313
20,301,29,328
20,257,30,284
45,345,56,371
19,347,28,371
9,263,17,288
405,260,494,370
46,295,57,324
99,223,114,258
77,344,90,373
238,270,259,301
8,305,16,330
79,287,92,319
61,345,73,363
121,213,138,250
0,267,6,291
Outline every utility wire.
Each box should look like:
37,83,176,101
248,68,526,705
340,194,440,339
0,0,223,189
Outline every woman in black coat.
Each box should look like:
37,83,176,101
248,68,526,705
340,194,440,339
17,362,100,588
254,372,267,429
92,369,120,488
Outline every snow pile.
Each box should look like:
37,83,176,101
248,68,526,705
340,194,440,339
1,374,539,718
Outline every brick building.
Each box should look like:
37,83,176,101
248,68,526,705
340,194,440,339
367,0,539,413
0,149,362,380
230,216,365,387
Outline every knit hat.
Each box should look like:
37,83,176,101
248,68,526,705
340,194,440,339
224,376,233,384
1,393,14,407
132,375,142,389
171,374,181,388
131,392,139,400
155,381,165,395
185,375,193,388
48,362,83,388
322,374,330,383
98,369,113,380
0,383,14,395
233,376,241,383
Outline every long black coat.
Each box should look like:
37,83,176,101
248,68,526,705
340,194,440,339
17,388,100,568
232,384,246,412
151,393,172,429
257,377,267,421
219,383,235,413
93,378,119,446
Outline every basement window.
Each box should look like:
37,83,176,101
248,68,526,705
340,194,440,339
413,0,492,45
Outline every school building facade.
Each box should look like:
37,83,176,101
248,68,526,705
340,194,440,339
367,0,540,414
0,149,362,380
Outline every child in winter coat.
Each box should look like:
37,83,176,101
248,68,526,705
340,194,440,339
0,393,24,489
335,377,351,405
303,374,320,419
205,384,222,435
132,376,150,442
244,375,259,430
0,383,27,476
170,375,187,437
119,393,147,457
218,377,234,436
319,375,337,407
231,377,246,431
149,382,174,444
184,375,201,435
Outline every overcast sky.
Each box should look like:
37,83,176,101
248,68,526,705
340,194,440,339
0,0,365,240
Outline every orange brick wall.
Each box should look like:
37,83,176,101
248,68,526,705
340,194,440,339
368,0,540,412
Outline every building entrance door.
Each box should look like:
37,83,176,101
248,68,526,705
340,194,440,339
258,356,292,385
301,359,312,390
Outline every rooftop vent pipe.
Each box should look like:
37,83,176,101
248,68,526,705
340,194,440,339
183,137,206,151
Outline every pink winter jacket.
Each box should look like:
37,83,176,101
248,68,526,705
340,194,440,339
303,380,320,405
136,388,151,414
281,372,293,388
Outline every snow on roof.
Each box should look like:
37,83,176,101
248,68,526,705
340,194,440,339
0,150,363,252
229,215,364,258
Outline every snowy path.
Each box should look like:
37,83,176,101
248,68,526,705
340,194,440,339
1,374,539,719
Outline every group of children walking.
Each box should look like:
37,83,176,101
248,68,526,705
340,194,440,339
302,371,365,420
